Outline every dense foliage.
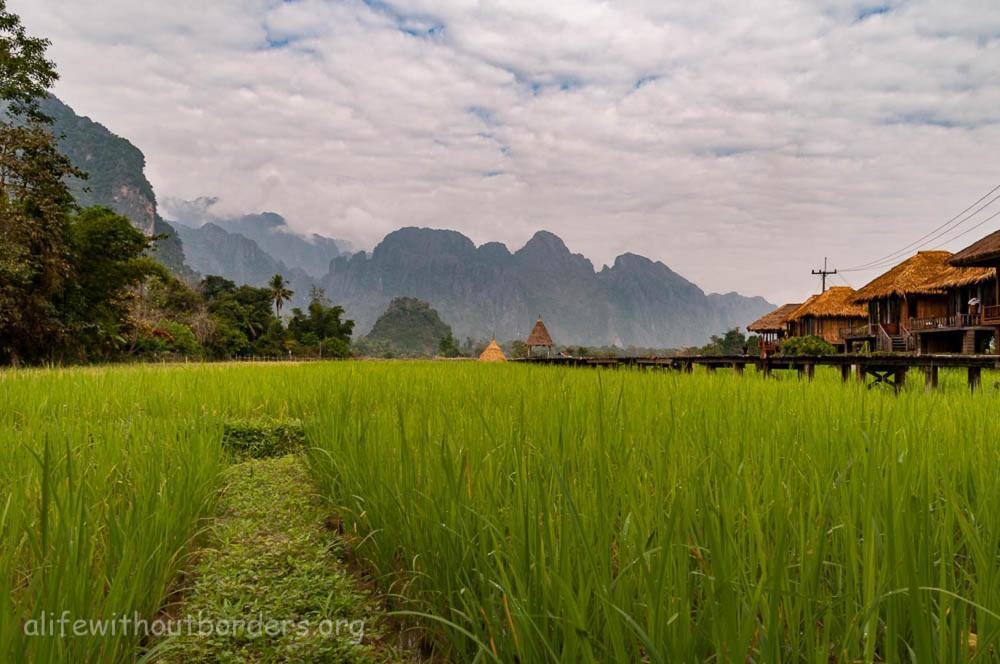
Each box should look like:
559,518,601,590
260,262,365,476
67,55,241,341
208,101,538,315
0,2,353,365
358,296,455,357
780,334,837,356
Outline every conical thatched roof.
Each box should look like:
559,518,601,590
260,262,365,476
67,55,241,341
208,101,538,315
526,318,553,346
949,230,1000,267
853,251,993,302
786,287,866,321
478,338,507,362
747,303,802,332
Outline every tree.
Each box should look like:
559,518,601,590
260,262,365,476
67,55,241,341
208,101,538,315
267,273,293,318
438,332,460,357
697,329,750,356
0,0,58,121
63,207,158,359
0,0,83,364
286,289,354,358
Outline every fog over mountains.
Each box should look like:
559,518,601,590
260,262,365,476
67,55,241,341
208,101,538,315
49,95,773,348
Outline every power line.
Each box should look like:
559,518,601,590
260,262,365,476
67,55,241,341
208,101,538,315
840,183,1000,272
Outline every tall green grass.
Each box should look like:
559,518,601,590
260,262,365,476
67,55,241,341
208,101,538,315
304,363,1000,662
0,364,332,662
5,361,1000,662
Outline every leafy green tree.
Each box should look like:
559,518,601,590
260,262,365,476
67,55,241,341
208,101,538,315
0,0,83,364
200,275,237,301
63,207,158,358
697,328,750,356
267,273,293,318
286,288,354,358
438,332,460,357
780,335,836,356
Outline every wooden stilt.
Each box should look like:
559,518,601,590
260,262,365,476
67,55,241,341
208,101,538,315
924,366,938,391
805,363,815,381
969,366,982,391
840,364,850,382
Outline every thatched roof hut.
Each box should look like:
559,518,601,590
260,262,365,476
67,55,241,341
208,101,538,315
787,287,866,321
478,338,507,362
852,251,993,302
526,318,553,347
949,230,1000,268
747,303,802,333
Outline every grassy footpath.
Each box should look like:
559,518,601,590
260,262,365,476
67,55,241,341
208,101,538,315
148,455,405,663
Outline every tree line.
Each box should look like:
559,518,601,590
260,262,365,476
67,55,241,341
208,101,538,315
0,1,353,365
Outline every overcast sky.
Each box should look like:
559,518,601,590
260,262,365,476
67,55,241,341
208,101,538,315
12,0,1000,304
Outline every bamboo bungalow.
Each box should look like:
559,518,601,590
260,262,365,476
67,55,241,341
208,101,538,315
845,251,994,354
949,229,1000,332
785,287,866,351
747,303,801,356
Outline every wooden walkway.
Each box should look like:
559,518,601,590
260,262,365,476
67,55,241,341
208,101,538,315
516,354,1000,391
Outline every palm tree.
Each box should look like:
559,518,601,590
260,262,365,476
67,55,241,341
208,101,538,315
268,274,294,318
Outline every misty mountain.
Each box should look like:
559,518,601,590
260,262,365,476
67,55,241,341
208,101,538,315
318,227,774,348
45,96,771,347
172,221,314,304
162,198,348,279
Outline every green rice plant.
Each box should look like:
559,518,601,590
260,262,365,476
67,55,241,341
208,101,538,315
5,360,1000,662
304,362,1000,662
0,366,228,662
221,417,306,460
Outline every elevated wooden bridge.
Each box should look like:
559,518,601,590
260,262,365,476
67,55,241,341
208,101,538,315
516,354,1000,391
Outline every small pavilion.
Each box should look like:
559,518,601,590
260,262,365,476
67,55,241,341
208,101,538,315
526,317,554,356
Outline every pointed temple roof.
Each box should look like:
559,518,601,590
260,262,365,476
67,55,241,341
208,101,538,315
526,317,554,347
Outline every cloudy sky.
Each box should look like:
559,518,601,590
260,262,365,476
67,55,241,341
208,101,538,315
12,0,1000,303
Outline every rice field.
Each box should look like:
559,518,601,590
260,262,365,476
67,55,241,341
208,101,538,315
4,362,1000,662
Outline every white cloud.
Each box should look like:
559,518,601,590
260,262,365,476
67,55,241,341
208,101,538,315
11,0,1000,303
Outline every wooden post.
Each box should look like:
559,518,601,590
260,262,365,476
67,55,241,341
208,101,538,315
840,364,850,382
796,364,805,380
684,361,693,374
924,366,938,391
894,367,907,389
856,365,866,384
969,366,982,391
733,362,745,374
805,363,815,381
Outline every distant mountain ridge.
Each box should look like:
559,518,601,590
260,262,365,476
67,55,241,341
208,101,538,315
46,96,773,347
318,227,774,348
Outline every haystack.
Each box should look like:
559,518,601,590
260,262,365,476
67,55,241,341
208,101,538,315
478,338,507,362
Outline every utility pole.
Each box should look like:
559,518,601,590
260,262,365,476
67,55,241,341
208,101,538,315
812,257,837,293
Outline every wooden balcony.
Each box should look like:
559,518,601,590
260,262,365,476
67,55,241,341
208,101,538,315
984,305,1000,325
909,313,982,332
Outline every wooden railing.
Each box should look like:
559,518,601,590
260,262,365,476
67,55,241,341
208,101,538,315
876,324,893,353
909,313,981,331
984,305,1000,325
840,324,872,339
